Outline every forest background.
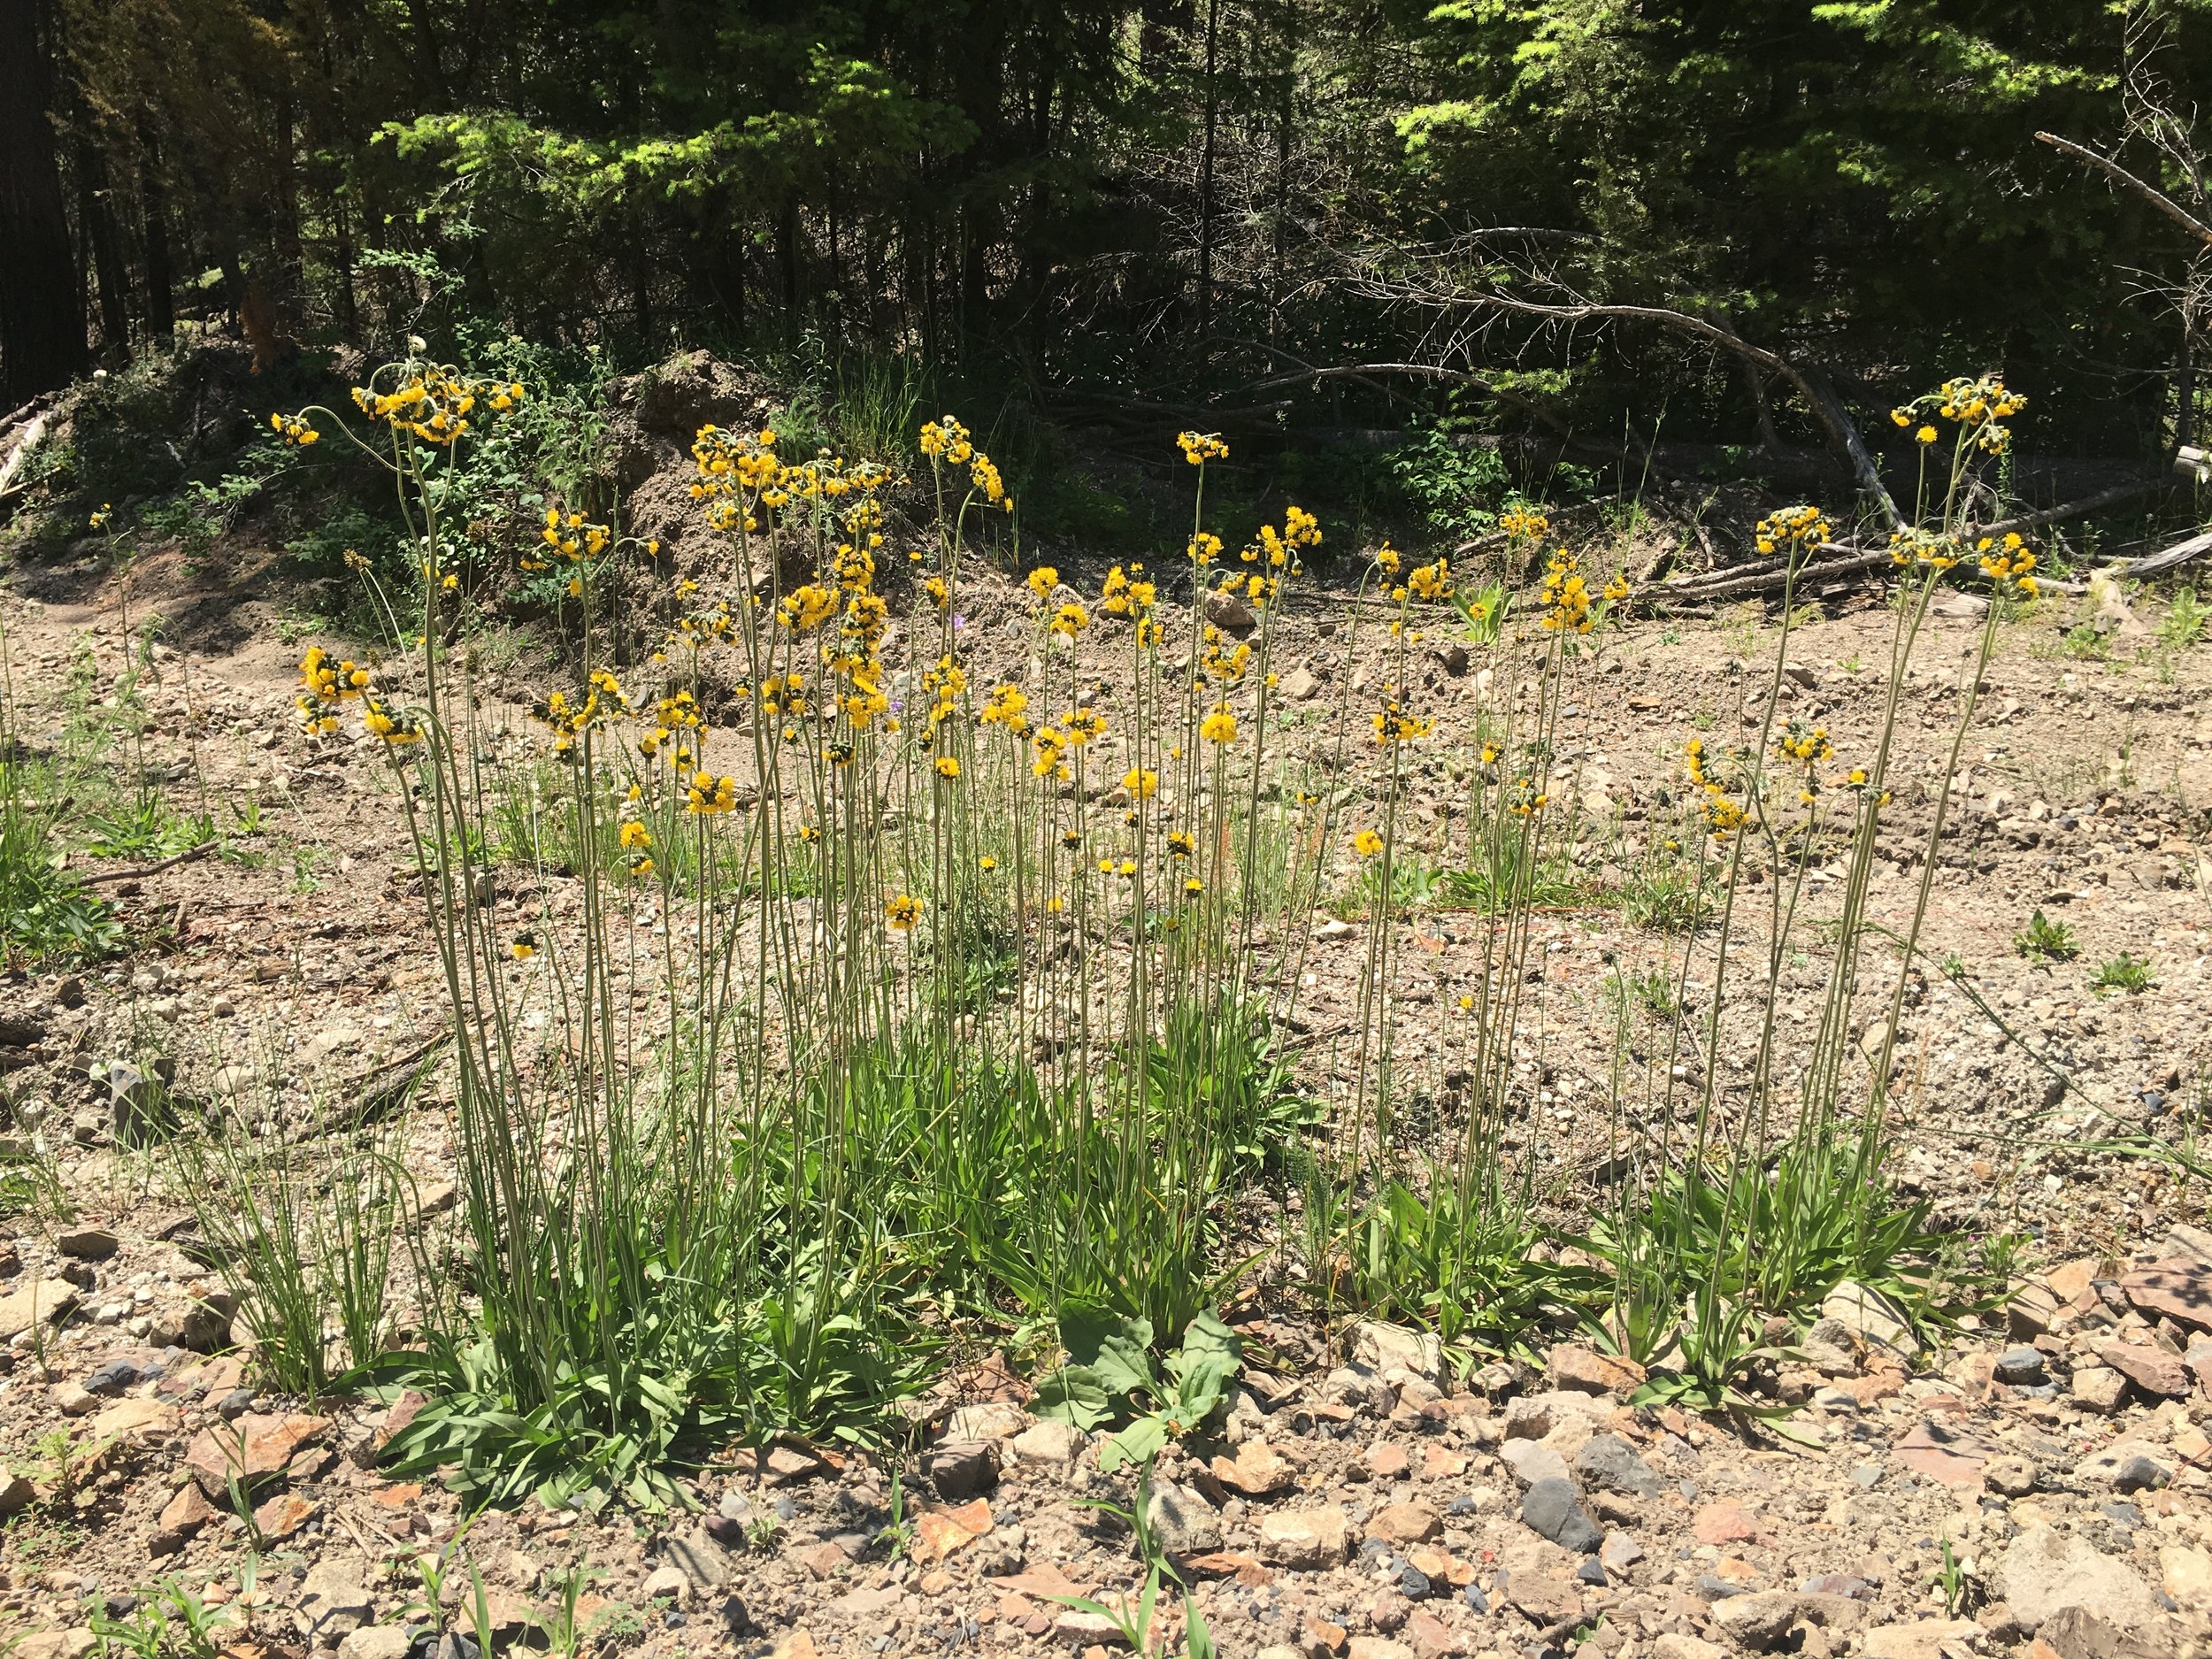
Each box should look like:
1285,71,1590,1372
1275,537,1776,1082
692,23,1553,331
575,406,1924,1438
7,0,2212,534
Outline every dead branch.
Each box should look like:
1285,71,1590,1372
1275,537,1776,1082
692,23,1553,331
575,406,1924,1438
2113,524,2212,577
1338,260,1906,530
1978,475,2170,537
74,840,218,885
2037,131,2212,247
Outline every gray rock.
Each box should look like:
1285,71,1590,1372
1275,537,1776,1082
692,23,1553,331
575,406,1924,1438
1708,1592,1865,1652
664,1529,733,1592
2076,1443,2176,1492
1011,1419,1087,1464
1521,1477,1602,1554
1822,1280,1922,1362
923,1438,1001,1501
1143,1479,1223,1556
336,1631,412,1659
2001,1524,2160,1630
2113,1455,2170,1494
1573,1433,1665,1498
2036,1605,2170,1659
1500,1439,1572,1487
1995,1346,2047,1385
1350,1320,1444,1386
299,1556,374,1642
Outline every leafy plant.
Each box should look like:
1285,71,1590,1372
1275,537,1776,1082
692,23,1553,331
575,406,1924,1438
1032,1310,1241,1472
2160,588,2208,649
2015,910,2079,964
1384,426,1511,540
2090,952,2154,995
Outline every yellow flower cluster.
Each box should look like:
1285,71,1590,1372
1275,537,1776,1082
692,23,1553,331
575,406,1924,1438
1177,431,1230,465
1977,532,2039,598
1754,504,1832,557
1498,505,1550,544
1538,550,1593,633
296,645,370,735
1686,739,1745,838
347,370,519,447
687,771,740,815
1372,696,1430,745
1890,374,2026,457
1353,828,1385,858
1775,718,1832,765
1101,565,1156,618
270,412,320,446
618,818,655,877
522,508,612,575
531,670,629,755
920,415,1011,511
1888,527,1965,572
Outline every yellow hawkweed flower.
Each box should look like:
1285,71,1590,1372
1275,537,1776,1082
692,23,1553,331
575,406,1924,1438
1026,566,1060,598
1123,767,1159,799
933,756,961,780
1353,828,1384,858
511,933,537,960
687,772,739,814
1177,430,1229,465
886,895,923,930
1199,705,1238,744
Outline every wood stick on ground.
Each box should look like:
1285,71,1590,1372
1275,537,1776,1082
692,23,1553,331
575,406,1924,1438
74,840,219,885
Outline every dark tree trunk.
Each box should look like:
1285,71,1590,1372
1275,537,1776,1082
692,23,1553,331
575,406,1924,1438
76,137,132,353
0,0,87,399
1197,0,1220,340
139,142,175,342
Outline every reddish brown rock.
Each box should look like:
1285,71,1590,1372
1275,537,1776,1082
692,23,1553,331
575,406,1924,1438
183,1412,332,1497
1366,1443,1411,1481
1421,1448,1465,1481
1893,1420,1998,1489
910,1497,993,1563
2096,1340,2190,1399
157,1484,216,1538
250,1491,319,1540
2121,1260,2212,1332
1692,1501,1770,1548
1211,1439,1295,1497
1370,1502,1443,1546
1544,1343,1647,1397
1404,1610,1465,1659
1302,1614,1349,1654
764,1445,822,1486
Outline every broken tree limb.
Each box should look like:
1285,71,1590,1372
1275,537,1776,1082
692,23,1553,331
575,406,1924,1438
0,414,49,501
1649,545,1896,605
74,840,219,885
1977,475,2170,538
1460,289,1906,530
2106,525,2212,579
2036,131,2212,247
